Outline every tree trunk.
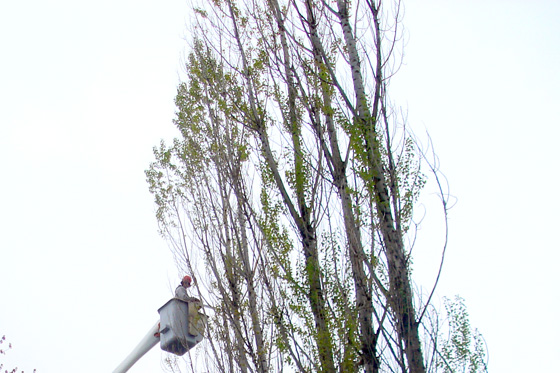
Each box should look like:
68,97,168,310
335,1,426,371
304,2,380,371
227,1,337,370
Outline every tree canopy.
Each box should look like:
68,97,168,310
146,1,487,372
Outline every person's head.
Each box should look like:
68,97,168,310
181,275,192,288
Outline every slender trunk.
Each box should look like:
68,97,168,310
275,1,337,369
219,175,250,373
335,1,425,371
227,1,336,371
304,1,380,371
235,190,269,373
196,64,251,373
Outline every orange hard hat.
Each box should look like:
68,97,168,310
182,275,192,284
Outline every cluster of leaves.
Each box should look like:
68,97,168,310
437,296,488,373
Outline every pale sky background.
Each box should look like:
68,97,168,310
0,1,558,372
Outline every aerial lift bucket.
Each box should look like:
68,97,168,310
112,298,207,373
157,298,207,355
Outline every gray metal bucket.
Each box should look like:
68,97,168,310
157,298,206,356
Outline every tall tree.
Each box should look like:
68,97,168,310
147,1,483,372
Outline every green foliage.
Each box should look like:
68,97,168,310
437,296,488,373
319,231,361,369
146,1,479,372
395,137,427,232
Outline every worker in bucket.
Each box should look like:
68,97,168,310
175,275,200,303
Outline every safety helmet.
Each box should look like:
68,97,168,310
182,275,192,285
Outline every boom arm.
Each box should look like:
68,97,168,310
112,322,160,373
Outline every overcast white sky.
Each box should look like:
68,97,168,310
0,1,558,372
